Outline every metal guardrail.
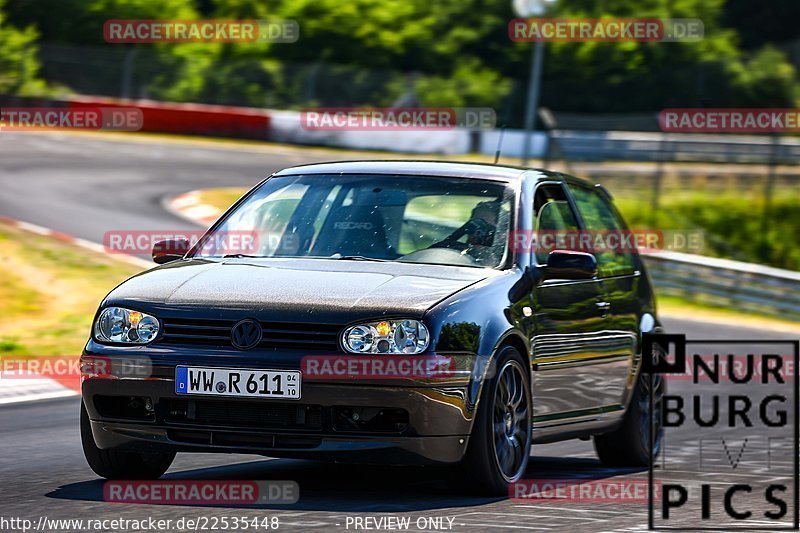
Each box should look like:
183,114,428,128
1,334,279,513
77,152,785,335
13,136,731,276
642,251,800,318
550,130,800,165
542,110,800,164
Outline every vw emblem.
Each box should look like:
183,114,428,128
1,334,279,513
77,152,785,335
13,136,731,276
231,319,262,350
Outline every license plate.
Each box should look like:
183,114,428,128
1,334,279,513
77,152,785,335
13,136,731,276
175,366,301,400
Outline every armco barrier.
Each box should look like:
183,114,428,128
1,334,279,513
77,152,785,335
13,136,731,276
267,109,473,154
67,97,270,139
642,251,800,318
548,130,800,165
9,94,798,163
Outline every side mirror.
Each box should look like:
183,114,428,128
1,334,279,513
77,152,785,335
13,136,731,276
152,239,190,264
543,250,597,281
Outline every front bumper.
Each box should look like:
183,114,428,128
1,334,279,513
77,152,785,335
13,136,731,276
81,347,479,464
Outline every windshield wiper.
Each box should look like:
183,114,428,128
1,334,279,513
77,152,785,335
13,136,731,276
220,253,392,262
328,254,391,262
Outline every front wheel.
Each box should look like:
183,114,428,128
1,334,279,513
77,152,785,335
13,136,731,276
460,346,532,495
81,400,175,479
594,370,664,466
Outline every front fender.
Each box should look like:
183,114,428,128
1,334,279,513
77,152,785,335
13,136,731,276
424,270,531,423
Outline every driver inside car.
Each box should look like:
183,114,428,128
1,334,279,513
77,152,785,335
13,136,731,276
432,200,501,263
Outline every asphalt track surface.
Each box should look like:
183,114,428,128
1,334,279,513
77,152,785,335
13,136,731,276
0,132,798,532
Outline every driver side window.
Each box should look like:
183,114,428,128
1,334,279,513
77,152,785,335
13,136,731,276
567,184,636,278
533,184,580,265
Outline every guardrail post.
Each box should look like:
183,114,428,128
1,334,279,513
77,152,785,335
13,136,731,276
121,47,139,99
759,133,779,255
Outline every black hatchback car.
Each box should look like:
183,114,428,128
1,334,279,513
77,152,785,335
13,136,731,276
81,161,664,494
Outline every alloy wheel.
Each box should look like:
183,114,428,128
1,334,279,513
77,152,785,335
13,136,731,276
491,359,531,481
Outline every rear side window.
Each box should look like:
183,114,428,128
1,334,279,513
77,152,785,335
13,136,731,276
568,184,636,277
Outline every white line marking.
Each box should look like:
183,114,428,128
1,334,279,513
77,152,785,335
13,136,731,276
15,221,52,236
0,389,77,405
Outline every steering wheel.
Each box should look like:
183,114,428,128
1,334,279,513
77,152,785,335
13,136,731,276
433,218,489,247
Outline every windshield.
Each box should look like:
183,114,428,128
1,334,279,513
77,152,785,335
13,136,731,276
194,174,514,268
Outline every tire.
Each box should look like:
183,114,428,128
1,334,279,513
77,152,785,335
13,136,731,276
460,345,532,495
594,370,665,467
81,400,175,479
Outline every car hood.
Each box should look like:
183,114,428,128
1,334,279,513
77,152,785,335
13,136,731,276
104,258,497,321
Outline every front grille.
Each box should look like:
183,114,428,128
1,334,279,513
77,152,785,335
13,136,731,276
158,317,341,351
164,398,323,431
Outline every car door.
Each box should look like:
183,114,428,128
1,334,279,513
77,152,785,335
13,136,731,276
564,181,639,411
529,182,611,422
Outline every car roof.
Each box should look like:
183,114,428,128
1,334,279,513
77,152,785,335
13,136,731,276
272,160,567,183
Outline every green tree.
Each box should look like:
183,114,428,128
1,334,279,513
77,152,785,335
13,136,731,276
540,0,797,111
0,0,43,94
202,0,519,107
5,0,196,45
3,0,798,112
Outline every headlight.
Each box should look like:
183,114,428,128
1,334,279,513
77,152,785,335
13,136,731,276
342,319,429,354
94,307,160,344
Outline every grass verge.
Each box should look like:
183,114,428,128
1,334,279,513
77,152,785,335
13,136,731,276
0,222,143,357
194,187,248,215
656,295,800,334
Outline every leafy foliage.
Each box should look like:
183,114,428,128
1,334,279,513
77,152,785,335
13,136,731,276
617,192,800,271
1,0,798,112
0,0,44,94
